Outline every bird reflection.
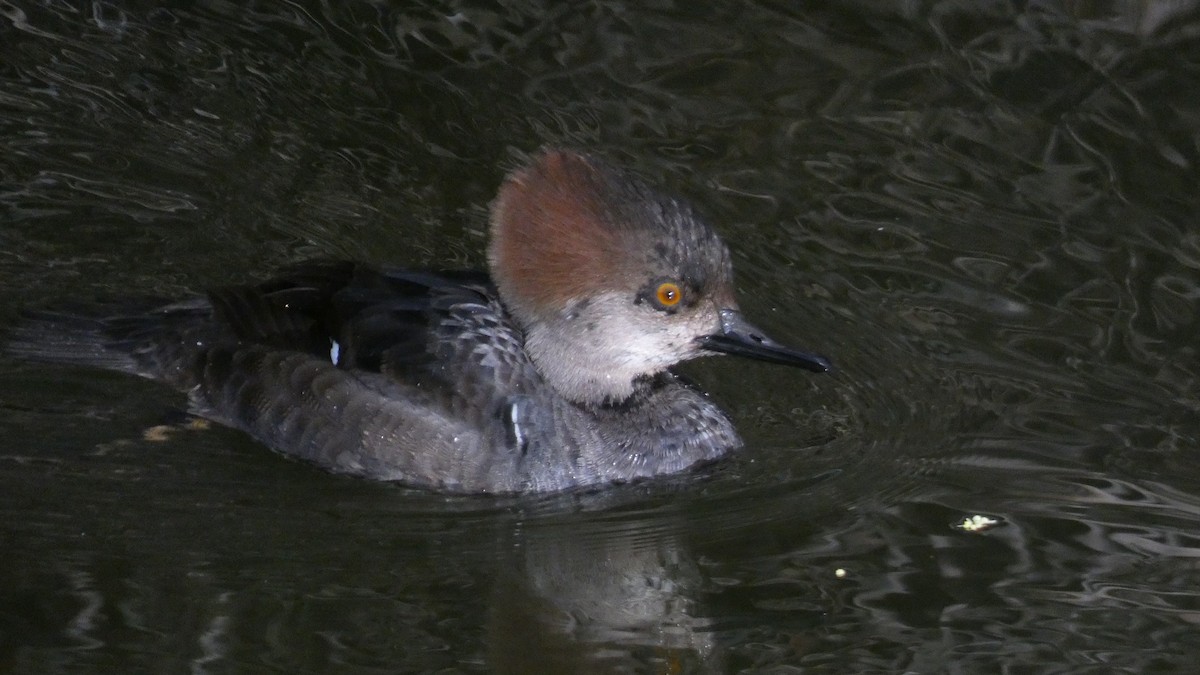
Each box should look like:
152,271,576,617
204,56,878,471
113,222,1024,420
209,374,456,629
488,512,722,674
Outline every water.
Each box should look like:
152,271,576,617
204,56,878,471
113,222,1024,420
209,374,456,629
2,1,1200,672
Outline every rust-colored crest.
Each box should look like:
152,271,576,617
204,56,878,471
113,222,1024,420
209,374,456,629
488,151,636,318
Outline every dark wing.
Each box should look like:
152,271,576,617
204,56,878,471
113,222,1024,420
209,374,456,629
204,260,530,394
10,260,519,392
197,261,544,485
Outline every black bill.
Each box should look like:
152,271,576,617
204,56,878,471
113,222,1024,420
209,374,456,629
699,308,831,373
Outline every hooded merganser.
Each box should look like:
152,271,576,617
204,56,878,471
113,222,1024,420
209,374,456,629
8,150,830,493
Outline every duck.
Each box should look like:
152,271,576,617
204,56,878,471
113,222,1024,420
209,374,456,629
7,149,830,493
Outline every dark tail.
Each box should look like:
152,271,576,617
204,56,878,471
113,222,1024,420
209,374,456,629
5,298,218,388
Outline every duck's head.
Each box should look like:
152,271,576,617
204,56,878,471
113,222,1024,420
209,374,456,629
488,149,829,405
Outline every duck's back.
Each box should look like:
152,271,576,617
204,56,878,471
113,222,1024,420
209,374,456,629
9,262,560,490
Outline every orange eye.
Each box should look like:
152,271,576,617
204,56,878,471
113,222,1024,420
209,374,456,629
655,282,682,307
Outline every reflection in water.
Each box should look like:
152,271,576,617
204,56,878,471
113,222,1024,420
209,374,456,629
5,464,1200,671
4,487,723,673
3,0,1200,672
491,520,718,674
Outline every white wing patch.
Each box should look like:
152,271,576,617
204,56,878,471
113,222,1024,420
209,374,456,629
509,398,526,450
503,396,534,454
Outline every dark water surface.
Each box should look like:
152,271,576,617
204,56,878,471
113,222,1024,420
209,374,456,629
3,1,1200,672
